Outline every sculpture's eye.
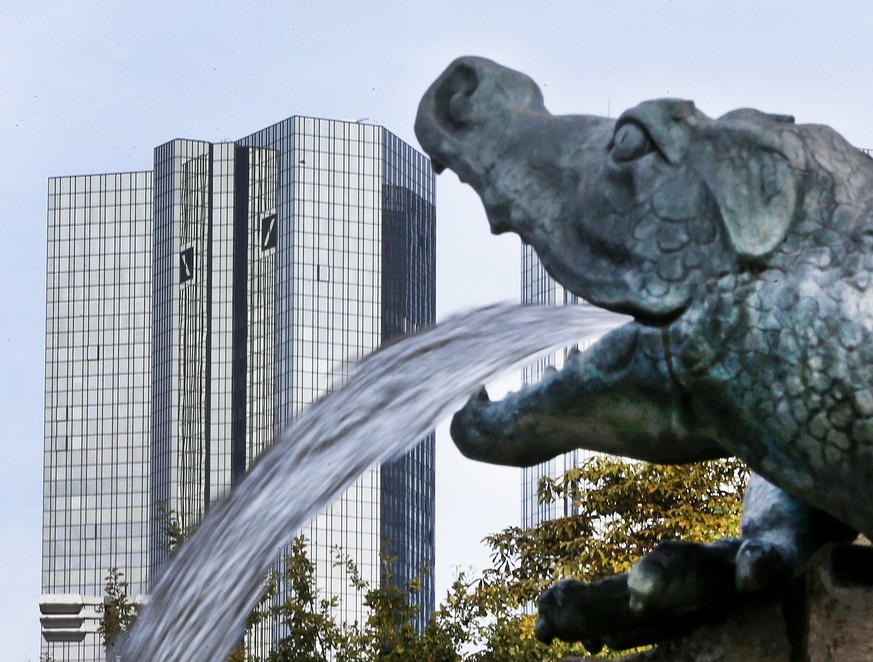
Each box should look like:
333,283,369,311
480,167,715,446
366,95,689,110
612,121,654,162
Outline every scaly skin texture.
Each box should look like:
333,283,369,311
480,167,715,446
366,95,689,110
415,57,870,646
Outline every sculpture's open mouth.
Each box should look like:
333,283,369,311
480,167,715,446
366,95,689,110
630,305,687,328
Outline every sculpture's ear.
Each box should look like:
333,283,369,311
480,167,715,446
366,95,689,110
618,99,697,165
700,115,805,260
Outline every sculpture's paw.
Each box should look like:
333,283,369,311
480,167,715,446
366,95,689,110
535,578,612,652
535,575,670,652
735,538,785,593
535,570,723,652
627,540,738,618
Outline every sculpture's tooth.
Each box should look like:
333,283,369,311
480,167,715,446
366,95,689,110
567,347,581,359
431,158,446,174
473,385,490,402
543,365,558,377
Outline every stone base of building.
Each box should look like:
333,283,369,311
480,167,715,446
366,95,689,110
566,543,873,662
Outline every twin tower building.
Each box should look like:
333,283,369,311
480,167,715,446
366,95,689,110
41,116,436,660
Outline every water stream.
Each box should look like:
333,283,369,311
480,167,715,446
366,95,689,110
123,303,627,660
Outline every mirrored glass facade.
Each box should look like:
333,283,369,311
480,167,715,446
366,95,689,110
43,172,154,660
520,246,595,528
42,117,435,660
238,118,436,637
150,139,280,561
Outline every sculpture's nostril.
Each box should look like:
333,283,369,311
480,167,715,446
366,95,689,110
452,63,479,96
436,62,479,127
448,91,470,124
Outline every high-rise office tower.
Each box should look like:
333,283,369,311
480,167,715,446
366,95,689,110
520,246,596,528
42,171,155,661
41,117,435,660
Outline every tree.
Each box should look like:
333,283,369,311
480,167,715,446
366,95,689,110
465,456,748,659
487,457,747,587
99,502,248,660
100,457,746,660
98,503,185,657
254,537,457,661
252,535,358,661
348,550,459,661
98,567,137,660
154,499,193,554
424,566,590,660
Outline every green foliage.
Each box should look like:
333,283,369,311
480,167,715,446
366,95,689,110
99,457,746,660
154,500,192,555
98,567,137,651
253,537,458,661
98,504,184,655
485,457,747,599
252,535,353,661
347,551,424,659
357,551,465,661
400,459,749,661
100,503,248,661
426,568,591,661
467,457,748,659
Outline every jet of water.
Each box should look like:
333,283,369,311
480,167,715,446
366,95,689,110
123,303,627,660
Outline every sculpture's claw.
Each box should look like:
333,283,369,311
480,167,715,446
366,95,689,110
472,385,490,402
536,514,855,650
627,540,738,618
533,581,563,645
627,542,697,617
735,539,785,593
535,570,726,653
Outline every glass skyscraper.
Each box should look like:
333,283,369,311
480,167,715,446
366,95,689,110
520,246,597,528
41,117,435,660
42,172,154,661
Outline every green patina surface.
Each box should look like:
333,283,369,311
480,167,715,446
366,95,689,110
416,56,873,648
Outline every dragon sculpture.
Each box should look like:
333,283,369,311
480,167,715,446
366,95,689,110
415,56,873,650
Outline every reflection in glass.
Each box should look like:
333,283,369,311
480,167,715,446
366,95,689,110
43,118,435,661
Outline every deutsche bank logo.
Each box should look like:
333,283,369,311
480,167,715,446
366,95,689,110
261,214,277,250
180,247,195,283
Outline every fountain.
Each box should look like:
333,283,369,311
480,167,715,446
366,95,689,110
126,55,873,658
122,303,626,659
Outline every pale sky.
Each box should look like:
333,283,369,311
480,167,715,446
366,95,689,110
5,2,873,659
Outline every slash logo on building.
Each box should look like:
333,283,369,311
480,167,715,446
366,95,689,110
261,214,277,250
180,246,195,283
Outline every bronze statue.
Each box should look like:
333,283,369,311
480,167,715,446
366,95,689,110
415,56,871,649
